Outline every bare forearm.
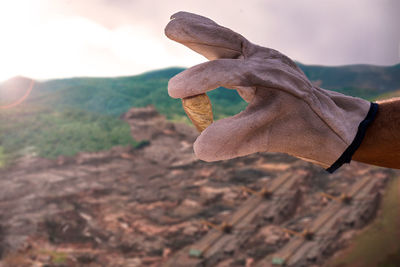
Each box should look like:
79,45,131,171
353,98,400,169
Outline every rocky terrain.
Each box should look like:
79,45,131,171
0,106,397,267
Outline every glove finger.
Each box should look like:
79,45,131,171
168,58,253,99
165,11,249,60
193,89,280,161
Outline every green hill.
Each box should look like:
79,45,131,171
0,105,137,165
20,67,246,121
297,63,400,99
0,63,399,166
3,63,400,120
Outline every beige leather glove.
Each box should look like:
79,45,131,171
165,11,378,172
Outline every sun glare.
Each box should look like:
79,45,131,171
0,1,41,81
0,79,34,109
0,0,205,82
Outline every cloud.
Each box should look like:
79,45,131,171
0,0,398,81
53,0,399,66
250,0,400,65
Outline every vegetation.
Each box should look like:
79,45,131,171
0,63,398,167
24,67,247,121
376,89,400,101
14,63,400,120
298,63,400,93
0,105,137,163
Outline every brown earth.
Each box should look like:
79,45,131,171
0,106,397,267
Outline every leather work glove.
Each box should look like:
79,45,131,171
164,11,378,173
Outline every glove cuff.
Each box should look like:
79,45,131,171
326,102,379,173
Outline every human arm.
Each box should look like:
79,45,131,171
165,11,400,172
353,98,400,168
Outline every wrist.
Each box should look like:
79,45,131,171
326,102,379,173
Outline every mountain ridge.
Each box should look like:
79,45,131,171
1,63,399,120
0,62,399,163
3,63,398,84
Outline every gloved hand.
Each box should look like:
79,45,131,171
164,11,377,172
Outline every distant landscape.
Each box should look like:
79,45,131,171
0,63,399,166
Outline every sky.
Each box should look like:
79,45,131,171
0,0,399,82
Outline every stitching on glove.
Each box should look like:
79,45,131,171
181,41,242,54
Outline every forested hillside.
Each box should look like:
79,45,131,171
0,63,399,165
